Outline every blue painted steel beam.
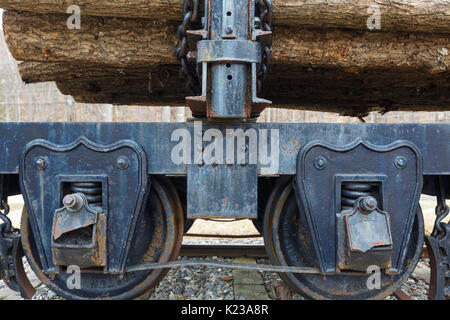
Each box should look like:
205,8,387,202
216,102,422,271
0,122,447,175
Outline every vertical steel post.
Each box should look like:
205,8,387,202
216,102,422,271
185,0,272,119
209,0,249,118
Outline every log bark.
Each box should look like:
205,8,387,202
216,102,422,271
3,11,177,67
51,66,449,117
18,61,155,83
4,11,449,73
18,62,449,89
0,0,449,33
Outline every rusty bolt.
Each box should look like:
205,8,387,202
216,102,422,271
359,196,377,214
63,193,84,212
117,157,128,170
35,157,47,170
225,26,233,34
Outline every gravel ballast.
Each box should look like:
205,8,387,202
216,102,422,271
0,242,430,300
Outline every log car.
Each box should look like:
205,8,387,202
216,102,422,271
0,0,448,299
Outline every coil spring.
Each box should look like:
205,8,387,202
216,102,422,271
70,182,102,208
341,183,373,210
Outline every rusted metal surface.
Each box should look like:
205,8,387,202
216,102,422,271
13,239,36,299
394,288,411,300
420,245,429,259
338,196,393,272
51,193,107,268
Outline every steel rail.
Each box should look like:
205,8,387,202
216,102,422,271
183,233,263,239
126,259,322,274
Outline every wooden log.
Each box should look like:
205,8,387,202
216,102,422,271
18,62,449,89
18,61,155,83
18,62,450,116
53,70,450,117
4,11,449,74
3,11,177,67
0,0,449,33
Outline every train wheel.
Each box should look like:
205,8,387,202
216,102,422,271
263,179,424,300
20,177,184,300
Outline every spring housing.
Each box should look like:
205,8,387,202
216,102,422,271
341,183,373,210
70,182,102,208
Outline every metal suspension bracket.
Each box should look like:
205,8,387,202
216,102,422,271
425,176,450,300
294,138,423,274
20,136,148,275
179,0,272,119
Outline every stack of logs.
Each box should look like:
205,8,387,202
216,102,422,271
1,0,449,117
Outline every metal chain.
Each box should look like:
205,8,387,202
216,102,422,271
0,201,15,236
427,177,450,300
255,0,273,93
174,0,202,95
175,0,272,96
432,177,449,237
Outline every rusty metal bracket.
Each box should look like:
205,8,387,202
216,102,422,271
338,196,393,271
13,238,36,299
51,193,107,268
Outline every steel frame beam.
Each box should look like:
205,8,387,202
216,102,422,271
0,122,447,176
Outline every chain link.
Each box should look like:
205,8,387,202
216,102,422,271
432,177,449,236
175,0,273,96
0,201,15,236
174,0,202,95
255,0,273,93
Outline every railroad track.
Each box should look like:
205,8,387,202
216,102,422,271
180,244,267,258
179,242,430,300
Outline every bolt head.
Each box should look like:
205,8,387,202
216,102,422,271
395,156,407,169
63,195,75,207
225,26,233,34
63,193,84,212
314,156,327,170
36,157,47,170
117,157,129,169
359,196,377,213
